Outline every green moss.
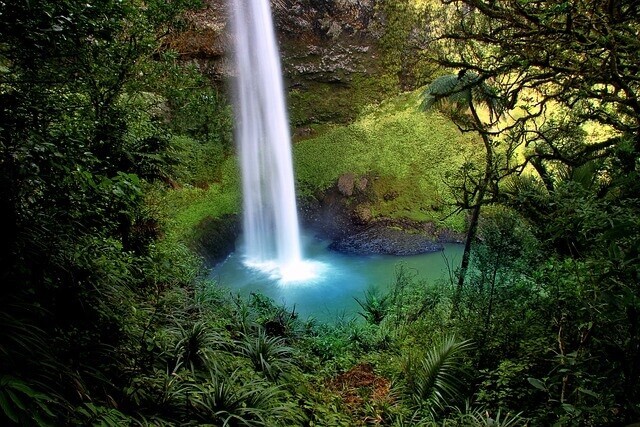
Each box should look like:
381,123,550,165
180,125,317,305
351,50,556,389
294,89,481,231
288,73,397,127
153,156,241,244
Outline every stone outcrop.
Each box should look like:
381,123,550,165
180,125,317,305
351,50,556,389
300,174,464,256
277,0,382,87
193,214,240,263
329,226,444,256
166,0,382,84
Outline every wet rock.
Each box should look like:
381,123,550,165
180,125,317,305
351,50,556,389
329,226,444,256
351,204,372,225
436,228,465,244
338,173,356,196
299,187,356,240
355,176,368,192
300,178,463,256
169,0,381,83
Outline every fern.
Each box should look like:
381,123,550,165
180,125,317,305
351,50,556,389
403,335,473,416
421,72,505,122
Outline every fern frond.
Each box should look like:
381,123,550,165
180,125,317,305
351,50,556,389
421,72,505,122
404,335,473,415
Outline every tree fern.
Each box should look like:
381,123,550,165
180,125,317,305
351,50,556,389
421,72,505,122
420,72,506,307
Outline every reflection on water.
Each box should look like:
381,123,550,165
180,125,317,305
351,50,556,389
209,230,463,323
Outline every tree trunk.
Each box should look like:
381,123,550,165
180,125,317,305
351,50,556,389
452,102,493,313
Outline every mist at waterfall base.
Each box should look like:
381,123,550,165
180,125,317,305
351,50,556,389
211,235,463,322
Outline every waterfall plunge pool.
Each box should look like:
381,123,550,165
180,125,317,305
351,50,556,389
209,230,463,323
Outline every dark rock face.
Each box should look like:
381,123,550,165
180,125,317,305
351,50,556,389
163,3,231,79
192,214,240,263
329,226,444,256
194,185,463,261
273,0,378,39
275,0,380,84
300,175,464,257
169,0,381,83
299,186,356,241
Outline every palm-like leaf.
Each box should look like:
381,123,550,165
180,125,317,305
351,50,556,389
172,321,225,370
237,329,293,380
354,287,390,324
421,72,505,122
452,403,527,426
404,335,473,415
187,369,297,426
556,160,602,191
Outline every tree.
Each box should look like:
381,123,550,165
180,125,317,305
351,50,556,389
421,71,505,308
430,0,640,173
0,0,201,422
423,0,640,421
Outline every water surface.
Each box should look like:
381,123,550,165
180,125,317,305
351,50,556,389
210,231,463,323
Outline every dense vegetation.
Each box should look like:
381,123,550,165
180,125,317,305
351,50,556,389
1,0,639,426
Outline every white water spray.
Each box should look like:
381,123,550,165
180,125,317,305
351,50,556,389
230,0,316,283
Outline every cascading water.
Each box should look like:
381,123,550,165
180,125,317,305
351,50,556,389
216,1,464,310
230,0,318,283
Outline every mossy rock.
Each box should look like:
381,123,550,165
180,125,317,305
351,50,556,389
192,214,240,263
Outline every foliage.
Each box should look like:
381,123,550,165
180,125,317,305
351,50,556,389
294,90,479,229
2,0,640,425
422,72,505,123
187,369,302,426
420,70,506,308
402,335,473,416
377,0,440,89
446,404,527,427
355,287,391,324
170,321,225,371
237,329,294,381
0,376,57,426
288,74,397,127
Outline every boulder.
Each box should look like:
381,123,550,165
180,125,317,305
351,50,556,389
338,172,356,196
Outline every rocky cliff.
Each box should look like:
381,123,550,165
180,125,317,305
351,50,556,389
165,0,392,126
273,0,381,83
168,1,380,78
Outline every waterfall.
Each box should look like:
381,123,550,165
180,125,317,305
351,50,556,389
230,0,306,281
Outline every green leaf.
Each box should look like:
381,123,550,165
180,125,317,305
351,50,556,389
6,390,26,411
527,377,547,391
0,393,19,422
578,387,598,398
562,403,580,415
